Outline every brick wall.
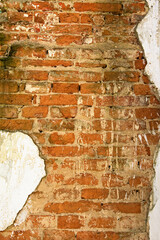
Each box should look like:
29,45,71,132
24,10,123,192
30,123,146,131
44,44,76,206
0,0,160,239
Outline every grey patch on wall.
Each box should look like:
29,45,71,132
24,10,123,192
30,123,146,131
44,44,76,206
0,131,46,231
137,0,160,239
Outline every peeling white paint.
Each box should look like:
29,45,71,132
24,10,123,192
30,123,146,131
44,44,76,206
0,131,46,231
137,0,160,239
137,0,160,91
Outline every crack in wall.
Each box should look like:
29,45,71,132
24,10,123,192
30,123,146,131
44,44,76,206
137,0,160,239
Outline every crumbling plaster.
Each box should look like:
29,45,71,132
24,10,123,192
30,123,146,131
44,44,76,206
137,0,160,239
0,131,46,231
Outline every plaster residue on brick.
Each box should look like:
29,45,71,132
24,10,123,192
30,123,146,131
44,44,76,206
0,131,46,231
137,0,160,239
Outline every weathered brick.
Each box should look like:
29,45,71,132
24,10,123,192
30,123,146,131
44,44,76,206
49,132,75,145
43,230,75,240
58,215,84,229
40,95,77,105
81,188,109,199
88,217,116,229
0,119,33,130
44,200,101,213
74,3,122,13
22,106,48,118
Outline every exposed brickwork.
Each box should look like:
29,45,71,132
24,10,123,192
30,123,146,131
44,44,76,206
0,0,159,239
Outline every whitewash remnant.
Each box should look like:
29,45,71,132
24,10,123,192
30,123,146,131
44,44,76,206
0,131,46,231
137,0,160,239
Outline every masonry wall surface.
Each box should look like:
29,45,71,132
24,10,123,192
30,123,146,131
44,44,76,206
0,0,160,239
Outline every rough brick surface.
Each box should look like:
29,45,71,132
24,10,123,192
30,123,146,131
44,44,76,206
0,0,159,238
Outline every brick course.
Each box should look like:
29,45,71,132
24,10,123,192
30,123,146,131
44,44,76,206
0,0,159,238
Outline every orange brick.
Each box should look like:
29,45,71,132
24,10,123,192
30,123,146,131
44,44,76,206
49,132,75,145
0,94,33,105
88,217,116,228
40,94,77,105
43,230,75,240
44,200,101,213
74,3,122,13
81,188,109,199
52,83,79,93
59,13,80,23
58,215,84,229
0,119,33,130
22,106,48,118
0,107,18,118
0,81,18,93
103,202,141,213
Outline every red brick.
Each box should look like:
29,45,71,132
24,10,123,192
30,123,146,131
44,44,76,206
42,146,95,157
124,3,146,13
42,25,92,35
129,176,150,187
103,203,141,213
0,119,33,130
81,83,104,94
0,81,18,93
135,59,147,69
38,119,75,131
96,96,113,106
22,59,73,67
31,133,45,144
59,2,72,11
81,188,109,199
56,35,82,46
135,108,160,119
43,230,75,240
78,133,103,144
0,94,34,105
134,84,152,95
0,107,18,118
88,217,116,228
93,120,112,131
26,215,56,228
150,96,160,105
77,231,120,240
76,62,106,68
22,106,48,118
59,13,80,23
81,14,92,23
102,173,124,187
110,108,134,119
53,188,79,201
52,83,79,93
13,46,46,58
25,71,48,81
58,215,84,229
50,106,77,118
44,200,101,213
137,146,150,156
49,71,101,82
8,11,33,23
23,1,54,11
104,71,140,82
149,120,160,130
74,3,122,13
49,132,75,145
40,94,77,105
0,230,41,240
25,82,49,93
138,134,160,145
65,173,98,186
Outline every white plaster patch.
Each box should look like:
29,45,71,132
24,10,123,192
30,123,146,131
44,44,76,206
137,0,160,239
137,0,160,91
0,131,46,231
